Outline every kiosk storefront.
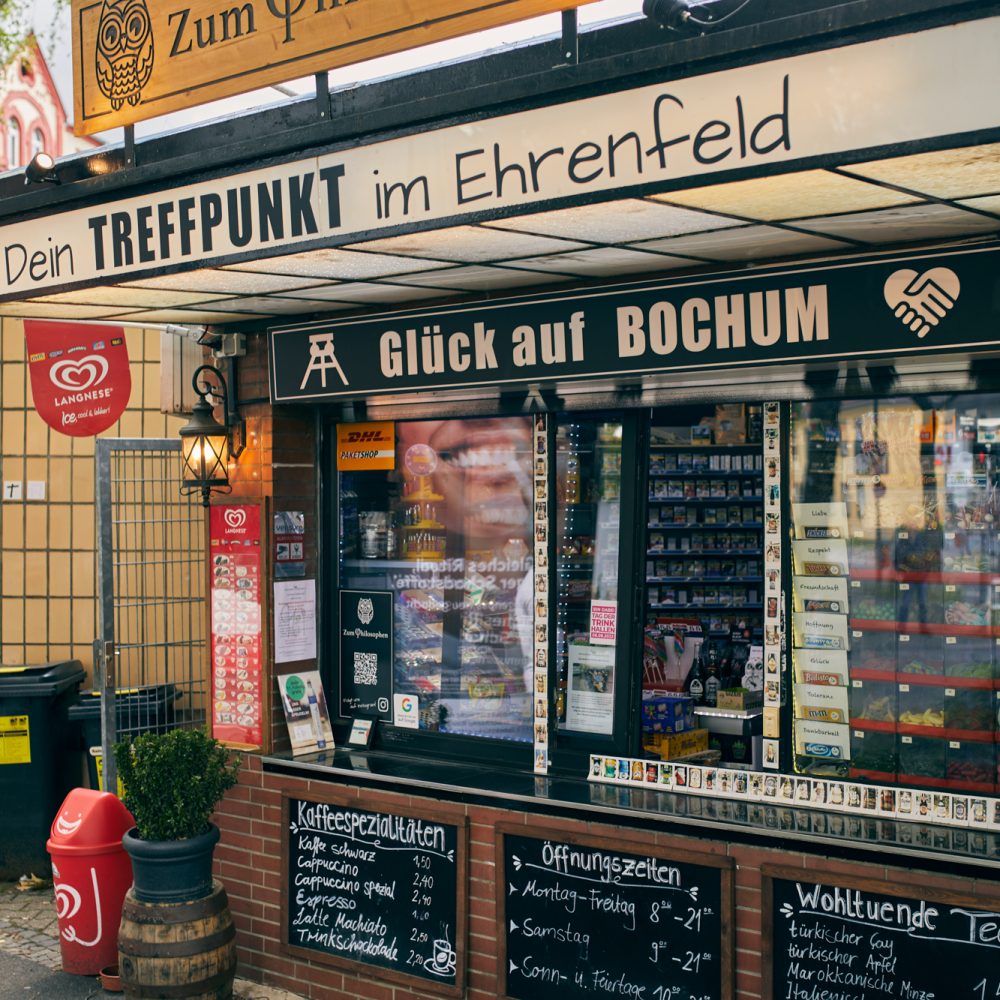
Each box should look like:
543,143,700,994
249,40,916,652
7,2,1000,997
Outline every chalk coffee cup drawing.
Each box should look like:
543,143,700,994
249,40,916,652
426,937,456,975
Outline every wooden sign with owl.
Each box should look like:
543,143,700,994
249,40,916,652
71,0,600,135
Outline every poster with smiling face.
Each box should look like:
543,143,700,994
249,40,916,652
24,320,131,436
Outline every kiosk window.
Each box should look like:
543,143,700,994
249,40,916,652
338,417,534,743
790,393,1000,794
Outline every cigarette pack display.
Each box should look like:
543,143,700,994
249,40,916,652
646,410,764,643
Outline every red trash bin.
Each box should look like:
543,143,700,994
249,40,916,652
46,788,134,976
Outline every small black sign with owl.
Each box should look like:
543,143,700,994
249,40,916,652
339,589,393,721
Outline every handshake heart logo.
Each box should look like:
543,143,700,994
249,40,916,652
883,267,960,338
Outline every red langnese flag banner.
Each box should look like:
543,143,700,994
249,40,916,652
24,321,131,436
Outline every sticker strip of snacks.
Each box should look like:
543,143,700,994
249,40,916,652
762,401,782,769
533,413,549,775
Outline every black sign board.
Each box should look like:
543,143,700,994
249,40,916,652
764,865,1000,1000
282,793,467,996
339,589,392,720
271,244,1000,403
497,824,733,1000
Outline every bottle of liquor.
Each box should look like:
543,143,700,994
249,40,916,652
704,662,720,708
686,656,705,705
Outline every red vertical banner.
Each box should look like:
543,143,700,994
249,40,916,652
23,320,131,436
209,503,264,749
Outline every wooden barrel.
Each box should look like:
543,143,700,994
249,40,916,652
118,881,237,1000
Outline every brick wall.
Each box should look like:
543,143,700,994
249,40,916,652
213,758,994,1000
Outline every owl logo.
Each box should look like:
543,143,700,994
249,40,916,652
95,0,154,111
357,598,374,626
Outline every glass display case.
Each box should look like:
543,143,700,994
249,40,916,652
554,418,622,735
790,394,1000,792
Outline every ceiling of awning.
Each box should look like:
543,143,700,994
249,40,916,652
6,142,1000,328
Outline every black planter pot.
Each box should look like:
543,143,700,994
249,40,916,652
122,823,220,903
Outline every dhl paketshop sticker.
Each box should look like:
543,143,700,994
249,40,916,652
337,421,395,470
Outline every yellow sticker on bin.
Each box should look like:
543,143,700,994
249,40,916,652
0,715,30,764
0,667,27,674
92,749,126,798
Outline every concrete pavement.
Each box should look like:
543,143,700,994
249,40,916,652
0,881,307,999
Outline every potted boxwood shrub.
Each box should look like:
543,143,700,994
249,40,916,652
114,726,241,903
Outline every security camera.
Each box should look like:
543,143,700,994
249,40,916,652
642,0,694,29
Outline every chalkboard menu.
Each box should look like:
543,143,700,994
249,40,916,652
497,824,733,1000
282,793,467,996
765,865,1000,1000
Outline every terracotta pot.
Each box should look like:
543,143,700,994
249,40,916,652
100,964,123,993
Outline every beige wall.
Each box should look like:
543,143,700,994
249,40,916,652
0,319,186,678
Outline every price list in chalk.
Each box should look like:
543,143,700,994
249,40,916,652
500,831,730,1000
285,798,463,992
767,871,1000,1000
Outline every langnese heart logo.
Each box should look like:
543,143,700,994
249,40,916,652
224,508,247,530
49,354,109,391
883,267,960,338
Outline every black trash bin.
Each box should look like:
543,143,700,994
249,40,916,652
0,660,86,879
68,684,180,792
